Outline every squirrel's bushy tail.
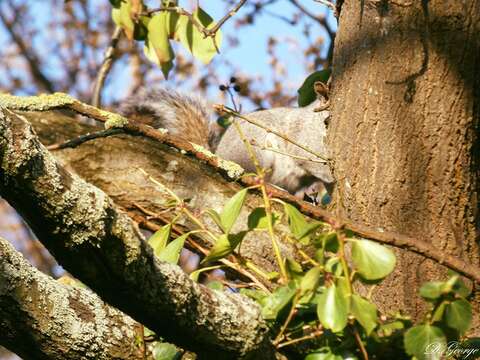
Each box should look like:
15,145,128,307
120,88,221,150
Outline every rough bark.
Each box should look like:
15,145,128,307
330,0,479,332
8,106,476,285
0,108,274,359
20,109,298,276
0,236,144,360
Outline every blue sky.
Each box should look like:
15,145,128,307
0,0,336,108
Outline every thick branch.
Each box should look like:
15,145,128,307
2,93,478,285
0,236,143,360
0,108,274,359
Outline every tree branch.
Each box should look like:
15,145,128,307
243,177,480,285
1,93,479,285
0,236,144,360
0,108,274,359
91,26,123,108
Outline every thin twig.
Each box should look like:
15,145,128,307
289,0,334,37
277,327,324,349
136,168,271,293
144,6,211,38
232,120,288,281
251,142,328,164
92,26,123,108
274,292,300,345
313,0,336,13
47,129,124,150
353,326,369,360
207,0,247,36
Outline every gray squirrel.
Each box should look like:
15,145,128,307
120,88,334,202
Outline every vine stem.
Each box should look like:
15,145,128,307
274,292,300,345
277,327,324,349
232,120,288,281
337,230,353,294
353,326,369,360
138,168,271,293
261,182,288,281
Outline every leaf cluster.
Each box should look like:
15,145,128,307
143,181,475,359
110,0,221,78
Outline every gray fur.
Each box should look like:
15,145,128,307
122,88,334,200
120,87,222,149
216,101,334,199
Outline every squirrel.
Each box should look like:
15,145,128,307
120,87,334,203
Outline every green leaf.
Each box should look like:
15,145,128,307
317,284,348,333
248,207,278,230
261,282,296,320
431,301,447,323
189,265,221,282
336,276,350,296
284,203,313,242
206,209,225,232
152,342,181,360
452,279,471,298
325,257,342,276
445,299,472,334
297,69,331,107
378,320,405,337
286,258,303,281
201,232,246,264
404,325,446,360
267,271,280,280
350,294,378,335
111,0,135,39
109,0,122,8
144,12,175,78
239,288,269,302
444,275,471,298
157,233,188,264
419,281,445,300
314,248,324,264
207,280,223,291
351,239,396,280
220,188,247,234
300,266,322,296
304,348,343,360
298,222,323,241
148,224,171,256
314,232,339,252
175,8,222,64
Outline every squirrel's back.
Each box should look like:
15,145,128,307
121,88,333,202
120,88,217,149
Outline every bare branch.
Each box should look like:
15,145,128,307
288,0,335,64
242,177,480,285
313,0,336,13
91,26,123,108
207,0,248,36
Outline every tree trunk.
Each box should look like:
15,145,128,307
329,0,479,332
